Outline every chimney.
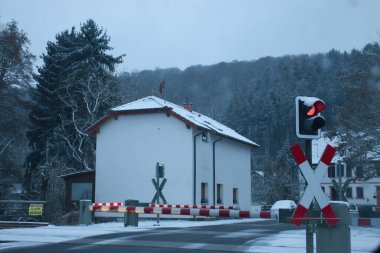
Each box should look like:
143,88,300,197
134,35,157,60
183,98,193,112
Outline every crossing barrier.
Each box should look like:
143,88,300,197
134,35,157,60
88,205,274,219
92,202,123,207
92,202,238,210
352,217,380,227
80,200,275,226
149,204,238,210
351,205,380,227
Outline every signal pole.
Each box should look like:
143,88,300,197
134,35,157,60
295,96,327,253
305,139,313,253
338,160,342,201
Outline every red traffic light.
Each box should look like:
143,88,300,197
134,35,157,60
307,100,325,117
296,96,326,139
314,100,325,113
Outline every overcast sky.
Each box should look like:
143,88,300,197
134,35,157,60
1,0,379,72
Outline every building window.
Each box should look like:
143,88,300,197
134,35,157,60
356,187,364,199
328,165,335,178
321,186,325,193
337,163,345,177
71,183,92,201
355,166,364,178
346,187,352,198
346,166,352,178
233,188,238,204
217,184,223,204
376,167,380,177
201,182,208,203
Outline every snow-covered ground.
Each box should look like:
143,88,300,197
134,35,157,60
0,219,379,252
245,226,380,253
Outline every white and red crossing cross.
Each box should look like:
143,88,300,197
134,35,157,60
290,143,339,227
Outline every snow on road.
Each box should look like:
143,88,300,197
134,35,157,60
0,219,379,252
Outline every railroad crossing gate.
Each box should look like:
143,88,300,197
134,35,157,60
290,143,340,227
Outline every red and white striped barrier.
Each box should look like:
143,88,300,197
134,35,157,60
89,205,274,219
93,202,123,207
149,204,238,210
352,217,380,227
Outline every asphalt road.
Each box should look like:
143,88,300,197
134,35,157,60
1,220,301,253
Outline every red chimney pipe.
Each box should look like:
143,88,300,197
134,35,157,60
183,98,193,112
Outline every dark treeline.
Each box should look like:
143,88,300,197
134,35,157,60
1,18,379,218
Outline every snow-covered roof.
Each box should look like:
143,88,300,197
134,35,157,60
112,97,166,111
88,96,258,147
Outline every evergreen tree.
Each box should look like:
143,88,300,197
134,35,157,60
0,20,35,89
27,19,123,200
0,20,34,199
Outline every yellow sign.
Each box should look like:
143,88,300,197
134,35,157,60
29,204,44,216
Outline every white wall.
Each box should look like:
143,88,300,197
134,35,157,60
346,181,378,206
95,112,252,215
195,133,252,210
323,182,379,206
95,113,193,207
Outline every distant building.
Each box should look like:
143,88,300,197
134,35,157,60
312,137,380,207
86,96,258,212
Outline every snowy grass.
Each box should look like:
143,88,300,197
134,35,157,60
246,227,380,253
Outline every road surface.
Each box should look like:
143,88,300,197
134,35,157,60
1,220,301,253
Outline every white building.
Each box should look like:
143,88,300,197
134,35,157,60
86,96,258,211
312,137,380,207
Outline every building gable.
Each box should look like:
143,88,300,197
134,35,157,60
86,96,258,148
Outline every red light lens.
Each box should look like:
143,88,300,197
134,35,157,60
307,106,316,116
314,101,325,113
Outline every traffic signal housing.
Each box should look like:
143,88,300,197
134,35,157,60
296,96,326,139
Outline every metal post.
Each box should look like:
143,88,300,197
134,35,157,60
79,199,92,225
156,175,160,226
305,139,312,164
124,199,138,227
212,137,222,206
193,132,202,205
305,139,314,253
337,161,342,201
